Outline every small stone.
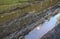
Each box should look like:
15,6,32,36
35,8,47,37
1,16,4,18
19,36,24,39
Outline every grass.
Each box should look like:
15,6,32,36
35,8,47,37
0,0,18,5
0,3,21,13
0,0,60,25
0,0,35,13
0,0,30,5
0,0,36,5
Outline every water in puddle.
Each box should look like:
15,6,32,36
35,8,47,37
25,13,60,39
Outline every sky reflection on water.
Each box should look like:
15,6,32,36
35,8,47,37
25,13,60,39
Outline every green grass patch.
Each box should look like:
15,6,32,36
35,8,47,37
0,3,22,13
0,0,35,5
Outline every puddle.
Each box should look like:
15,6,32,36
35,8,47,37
25,13,60,39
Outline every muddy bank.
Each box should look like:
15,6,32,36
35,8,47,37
1,3,60,39
0,0,60,25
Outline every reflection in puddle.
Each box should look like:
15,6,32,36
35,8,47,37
36,26,40,30
25,13,60,39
